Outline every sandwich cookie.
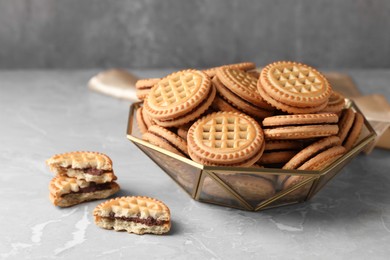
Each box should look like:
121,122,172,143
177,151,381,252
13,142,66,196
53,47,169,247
258,61,332,114
258,140,303,166
136,106,148,134
262,113,339,140
320,91,345,114
144,70,215,127
46,151,117,184
343,112,364,151
187,112,265,167
49,176,120,207
278,136,345,191
136,78,160,101
337,108,364,150
94,196,171,235
213,68,274,119
142,125,189,157
203,62,256,77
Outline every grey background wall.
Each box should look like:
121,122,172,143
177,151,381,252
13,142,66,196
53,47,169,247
0,0,389,69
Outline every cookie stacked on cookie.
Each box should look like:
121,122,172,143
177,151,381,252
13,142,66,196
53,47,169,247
46,151,120,207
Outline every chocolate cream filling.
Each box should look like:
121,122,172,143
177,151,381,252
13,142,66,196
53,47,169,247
106,212,168,226
62,166,110,176
63,182,112,196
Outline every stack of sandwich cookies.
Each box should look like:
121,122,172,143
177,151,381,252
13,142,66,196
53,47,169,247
212,68,274,119
136,78,160,101
187,112,265,167
262,113,339,140
93,196,171,235
144,70,215,127
46,151,120,207
142,125,189,157
258,61,332,114
320,91,345,115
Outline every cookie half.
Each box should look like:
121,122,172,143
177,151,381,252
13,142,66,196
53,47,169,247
46,151,117,183
93,196,171,235
49,176,120,207
187,111,264,166
262,113,339,140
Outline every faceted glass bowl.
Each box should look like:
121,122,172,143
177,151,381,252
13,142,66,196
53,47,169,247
126,100,376,211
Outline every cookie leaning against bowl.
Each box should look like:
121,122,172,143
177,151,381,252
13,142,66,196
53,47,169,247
142,125,189,157
49,176,120,207
258,140,303,166
93,196,171,235
187,111,265,167
262,113,339,140
257,61,332,114
46,151,117,183
278,137,345,192
143,69,215,127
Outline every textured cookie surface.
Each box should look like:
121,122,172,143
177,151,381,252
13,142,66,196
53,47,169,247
203,62,256,77
144,70,211,120
93,196,171,235
260,61,332,108
216,67,272,109
143,125,188,156
46,151,113,170
188,112,264,165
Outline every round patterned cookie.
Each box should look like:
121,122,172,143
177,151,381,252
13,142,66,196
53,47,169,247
320,91,345,114
144,69,212,123
216,67,273,109
213,77,274,119
259,61,332,108
142,125,188,157
187,112,265,166
136,78,161,100
203,62,256,77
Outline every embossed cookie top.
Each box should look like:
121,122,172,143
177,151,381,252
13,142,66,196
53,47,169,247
144,70,211,119
216,68,267,107
93,196,170,221
46,151,112,170
260,61,332,107
188,112,264,163
50,176,91,196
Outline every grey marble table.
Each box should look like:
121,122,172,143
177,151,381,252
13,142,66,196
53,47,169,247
1,69,389,260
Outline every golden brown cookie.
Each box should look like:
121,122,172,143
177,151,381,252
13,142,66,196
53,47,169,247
136,107,148,134
142,125,189,157
258,61,331,113
46,151,117,183
187,112,264,166
136,78,160,100
49,176,120,207
320,91,345,114
262,113,339,140
343,112,364,151
213,76,274,119
93,196,171,235
203,62,256,77
337,108,359,146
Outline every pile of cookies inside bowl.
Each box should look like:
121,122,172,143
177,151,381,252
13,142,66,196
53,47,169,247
133,61,371,209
